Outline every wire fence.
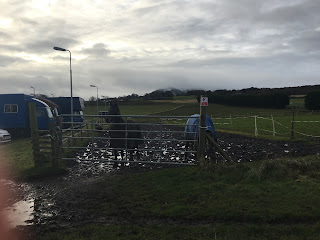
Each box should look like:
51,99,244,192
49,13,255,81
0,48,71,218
210,113,320,139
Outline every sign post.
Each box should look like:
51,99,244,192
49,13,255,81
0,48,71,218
198,96,208,167
200,97,208,107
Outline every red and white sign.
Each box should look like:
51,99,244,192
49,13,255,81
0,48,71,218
200,97,208,106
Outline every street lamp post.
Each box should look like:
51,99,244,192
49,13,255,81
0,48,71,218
101,95,108,111
30,86,35,96
53,46,73,130
90,85,99,114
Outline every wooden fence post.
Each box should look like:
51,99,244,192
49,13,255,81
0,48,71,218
49,122,60,167
205,134,232,162
29,102,41,167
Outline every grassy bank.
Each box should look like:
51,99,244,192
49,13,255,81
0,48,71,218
40,155,320,239
0,138,33,176
40,223,320,240
0,138,68,180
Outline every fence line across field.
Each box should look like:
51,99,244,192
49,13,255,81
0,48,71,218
62,113,318,140
209,114,320,139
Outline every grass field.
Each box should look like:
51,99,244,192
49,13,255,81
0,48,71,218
40,155,320,240
84,100,320,141
0,137,34,177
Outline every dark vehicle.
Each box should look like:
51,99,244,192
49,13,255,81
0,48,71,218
39,98,62,127
47,97,85,127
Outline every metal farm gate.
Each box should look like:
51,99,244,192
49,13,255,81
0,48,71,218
60,114,199,166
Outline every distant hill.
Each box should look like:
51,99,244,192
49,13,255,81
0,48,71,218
144,88,187,100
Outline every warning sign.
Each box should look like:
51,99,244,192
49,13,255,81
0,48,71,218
200,97,208,106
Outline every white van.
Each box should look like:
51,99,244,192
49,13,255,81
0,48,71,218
0,129,11,143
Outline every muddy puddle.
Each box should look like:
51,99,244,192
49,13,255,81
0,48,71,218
74,125,197,166
3,198,34,228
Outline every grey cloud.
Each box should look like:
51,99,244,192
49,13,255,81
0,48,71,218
1,0,320,100
0,55,26,67
289,31,320,53
0,32,11,40
0,44,23,52
17,17,39,27
24,38,79,53
258,0,320,26
82,43,111,57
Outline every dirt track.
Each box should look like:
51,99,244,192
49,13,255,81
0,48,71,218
3,129,320,238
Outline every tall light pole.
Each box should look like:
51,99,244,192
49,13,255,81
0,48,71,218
30,86,35,96
101,95,108,111
53,46,73,129
90,85,99,114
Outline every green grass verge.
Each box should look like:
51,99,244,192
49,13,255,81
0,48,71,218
173,95,196,100
38,155,320,239
99,156,320,223
0,138,34,176
39,223,320,240
0,138,68,180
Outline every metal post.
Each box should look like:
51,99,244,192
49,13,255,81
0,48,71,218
96,87,99,114
160,117,163,162
53,47,73,136
198,97,207,167
291,111,295,139
90,85,99,114
254,116,258,137
271,114,275,137
91,116,94,159
30,86,35,97
68,50,74,136
125,116,128,162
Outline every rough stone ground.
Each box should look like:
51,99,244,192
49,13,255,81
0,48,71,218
3,126,320,238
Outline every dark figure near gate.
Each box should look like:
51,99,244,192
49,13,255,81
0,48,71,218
104,101,143,167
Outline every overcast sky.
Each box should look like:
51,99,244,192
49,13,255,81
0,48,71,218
1,0,319,99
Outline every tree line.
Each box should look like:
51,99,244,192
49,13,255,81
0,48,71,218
197,93,290,109
305,92,320,110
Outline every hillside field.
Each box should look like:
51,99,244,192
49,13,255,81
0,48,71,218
84,99,320,141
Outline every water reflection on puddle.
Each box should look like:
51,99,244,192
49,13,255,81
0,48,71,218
3,199,34,228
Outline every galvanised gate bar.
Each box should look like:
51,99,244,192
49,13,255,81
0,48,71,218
60,114,199,166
